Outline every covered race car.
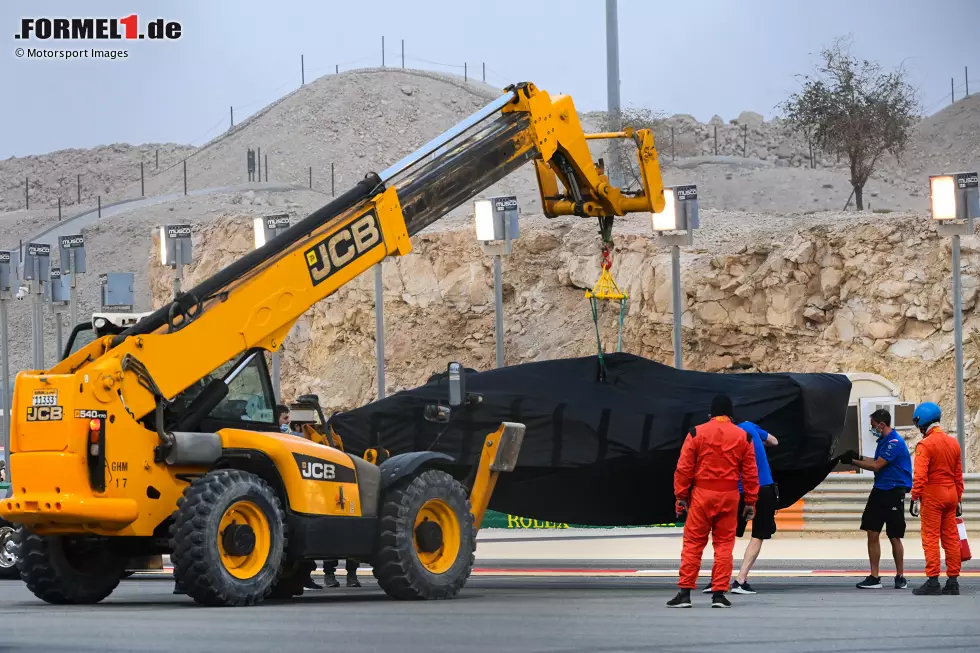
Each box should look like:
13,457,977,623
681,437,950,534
328,353,851,526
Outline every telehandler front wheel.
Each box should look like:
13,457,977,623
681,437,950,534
171,469,286,607
16,529,126,604
373,469,475,600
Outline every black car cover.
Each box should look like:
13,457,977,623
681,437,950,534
329,353,852,526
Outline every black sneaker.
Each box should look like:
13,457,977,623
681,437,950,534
731,580,756,595
711,591,732,608
942,577,960,595
913,577,942,595
894,575,908,589
856,575,882,589
666,589,692,608
346,574,361,588
323,573,340,588
304,577,323,590
701,583,714,594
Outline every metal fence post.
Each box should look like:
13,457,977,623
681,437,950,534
58,197,61,220
952,77,955,103
482,62,486,82
743,124,747,157
309,166,312,189
264,154,268,182
230,105,234,129
155,148,159,170
77,173,81,203
381,36,385,67
671,127,675,162
257,147,261,182
183,159,188,195
301,54,305,85
401,40,404,68
25,177,28,209
331,162,335,196
98,195,101,219
140,161,145,196
335,64,339,74
713,125,718,156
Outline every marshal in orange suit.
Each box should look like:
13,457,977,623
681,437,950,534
667,395,759,609
909,402,964,596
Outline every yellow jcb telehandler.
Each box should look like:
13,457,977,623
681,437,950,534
1,82,666,606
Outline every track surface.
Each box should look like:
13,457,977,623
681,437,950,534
1,573,977,653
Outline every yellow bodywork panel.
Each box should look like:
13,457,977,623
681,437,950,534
220,430,362,517
1,402,362,535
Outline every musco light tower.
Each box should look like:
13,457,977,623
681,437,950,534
1,83,666,608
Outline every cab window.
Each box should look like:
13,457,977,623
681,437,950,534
210,354,276,424
63,323,96,360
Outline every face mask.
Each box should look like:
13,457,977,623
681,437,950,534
280,423,290,433
870,425,881,437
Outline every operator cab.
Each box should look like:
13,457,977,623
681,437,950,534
63,312,152,361
163,348,280,435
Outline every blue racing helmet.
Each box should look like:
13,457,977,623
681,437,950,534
912,402,942,429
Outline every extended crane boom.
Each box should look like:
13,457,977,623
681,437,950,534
1,82,665,608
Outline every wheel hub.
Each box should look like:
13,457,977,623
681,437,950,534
0,527,16,569
222,523,256,557
414,520,444,554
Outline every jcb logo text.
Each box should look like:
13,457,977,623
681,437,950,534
304,211,382,286
27,406,63,421
301,461,336,481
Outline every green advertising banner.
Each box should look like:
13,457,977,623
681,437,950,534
483,510,678,529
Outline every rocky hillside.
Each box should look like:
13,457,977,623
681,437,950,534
1,143,196,213
149,210,980,471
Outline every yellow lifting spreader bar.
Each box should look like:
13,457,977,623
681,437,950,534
585,267,628,302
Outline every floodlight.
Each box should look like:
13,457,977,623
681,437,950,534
474,199,496,241
930,172,979,222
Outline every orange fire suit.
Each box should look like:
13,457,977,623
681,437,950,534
674,416,760,591
911,425,964,578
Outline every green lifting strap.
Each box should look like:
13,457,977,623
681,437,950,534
589,293,628,382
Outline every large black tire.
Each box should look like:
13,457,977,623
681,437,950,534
0,518,19,579
267,558,316,599
16,529,125,604
171,469,286,607
373,469,475,600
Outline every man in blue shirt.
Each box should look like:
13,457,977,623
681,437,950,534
700,420,778,595
841,408,913,589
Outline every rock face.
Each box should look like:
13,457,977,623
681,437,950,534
149,214,980,470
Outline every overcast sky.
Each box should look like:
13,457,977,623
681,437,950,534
1,0,976,159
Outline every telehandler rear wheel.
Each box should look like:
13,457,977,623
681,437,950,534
373,469,475,600
171,469,286,607
0,518,19,579
16,529,126,604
